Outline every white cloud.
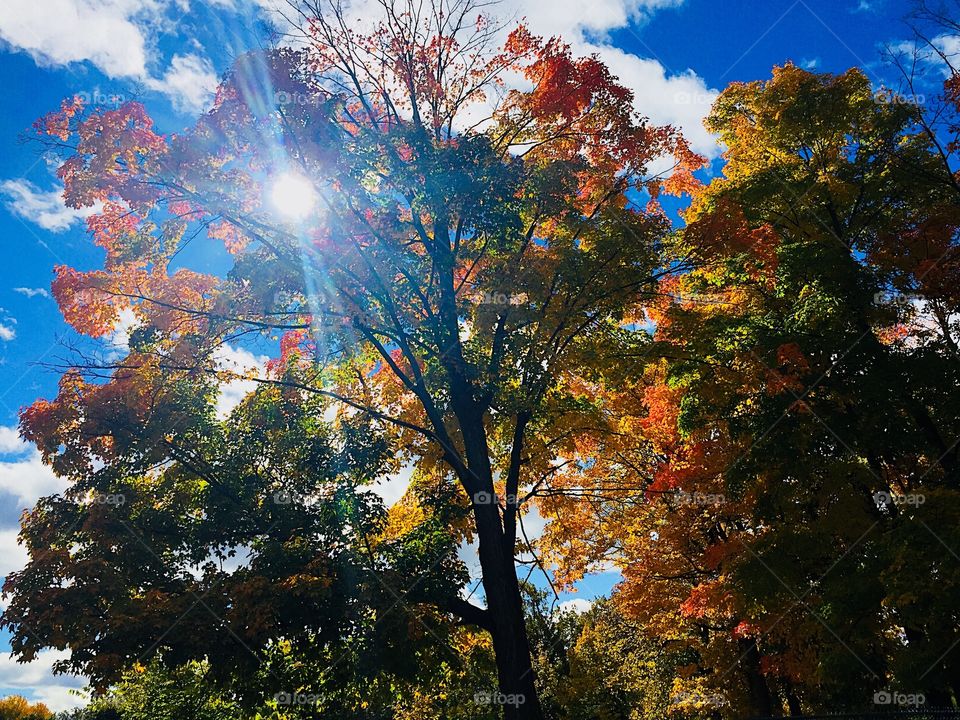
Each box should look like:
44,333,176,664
0,527,29,579
0,426,68,508
261,0,719,157
0,179,100,233
891,34,960,77
429,0,721,155
146,53,218,114
0,460,81,715
106,306,138,358
0,0,217,114
0,0,152,77
30,685,88,713
0,447,68,508
0,648,86,712
512,0,682,41
373,462,413,506
214,344,268,419
0,323,14,342
934,34,960,64
558,597,593,614
13,287,49,299
519,501,548,542
575,41,718,157
0,426,27,455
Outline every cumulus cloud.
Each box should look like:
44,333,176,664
0,323,14,342
558,597,593,614
145,53,219,114
0,0,152,77
0,442,79,713
0,442,68,508
0,426,26,454
890,34,960,79
105,307,138,358
0,179,100,233
512,0,683,38
0,527,28,579
0,425,67,511
260,0,719,156
932,34,960,70
0,0,217,114
576,42,718,156
0,647,86,712
504,0,719,156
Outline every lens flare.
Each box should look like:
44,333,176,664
269,172,317,220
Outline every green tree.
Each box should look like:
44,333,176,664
81,661,243,720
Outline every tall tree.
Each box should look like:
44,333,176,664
537,63,960,715
1,1,702,717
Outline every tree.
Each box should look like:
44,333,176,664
0,697,53,720
5,376,474,717
555,600,690,720
75,661,243,720
1,0,702,717
537,62,960,715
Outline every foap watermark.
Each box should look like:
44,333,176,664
274,691,321,707
92,493,126,506
274,91,316,106
873,490,925,510
75,90,127,108
674,489,726,506
667,290,729,306
873,690,926,707
473,690,526,707
670,689,726,708
874,90,925,107
472,491,520,506
672,91,718,106
480,290,527,306
873,290,922,307
272,490,322,506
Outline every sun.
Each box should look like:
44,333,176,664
269,172,317,220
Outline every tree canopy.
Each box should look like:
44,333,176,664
2,0,960,718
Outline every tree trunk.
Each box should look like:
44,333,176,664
474,499,544,720
738,637,774,717
437,256,543,717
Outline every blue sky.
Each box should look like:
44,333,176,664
0,0,936,709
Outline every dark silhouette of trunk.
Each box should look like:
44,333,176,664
784,680,803,716
446,370,543,718
739,637,774,717
431,218,544,718
474,499,543,720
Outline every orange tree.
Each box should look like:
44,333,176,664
0,696,53,720
0,1,702,717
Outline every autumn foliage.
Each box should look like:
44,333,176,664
4,1,960,719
